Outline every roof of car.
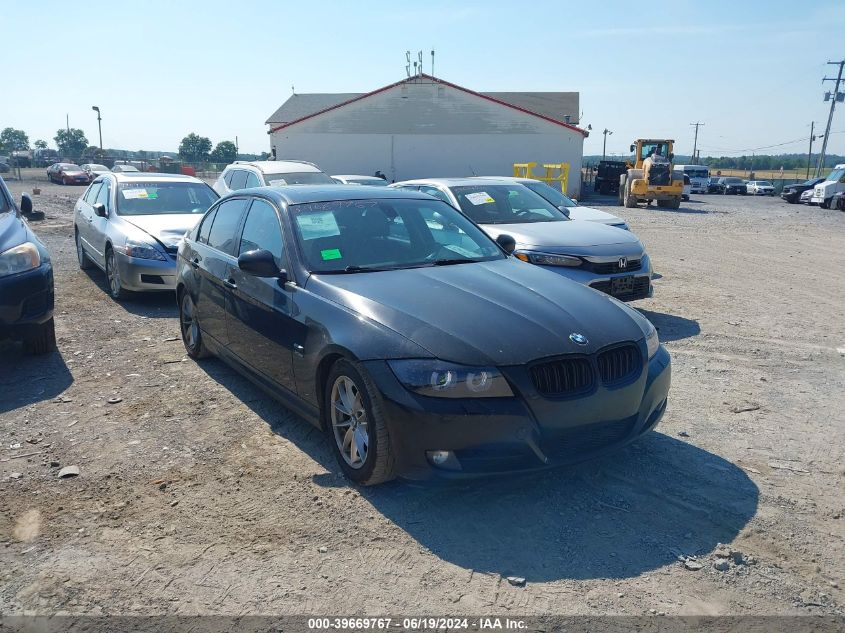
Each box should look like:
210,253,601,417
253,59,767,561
230,160,321,173
332,175,384,181
242,185,435,205
395,177,529,187
105,172,205,183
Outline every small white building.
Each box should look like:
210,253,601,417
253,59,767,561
266,74,587,196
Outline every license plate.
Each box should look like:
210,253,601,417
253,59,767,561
611,275,634,295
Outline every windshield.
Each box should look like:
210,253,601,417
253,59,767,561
89,164,109,171
724,178,744,184
640,142,670,161
450,184,568,224
347,178,389,186
291,198,504,273
115,165,139,172
60,163,80,170
522,181,577,208
116,182,218,216
757,181,773,187
264,171,335,186
685,168,709,178
825,168,845,183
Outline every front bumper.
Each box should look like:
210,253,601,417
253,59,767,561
115,251,177,292
0,263,54,339
362,345,671,480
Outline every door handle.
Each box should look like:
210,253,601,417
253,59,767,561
293,344,305,357
189,257,200,268
224,278,237,289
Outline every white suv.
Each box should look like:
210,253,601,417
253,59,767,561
212,160,334,196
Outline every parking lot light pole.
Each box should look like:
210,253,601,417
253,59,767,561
602,129,612,162
92,106,102,151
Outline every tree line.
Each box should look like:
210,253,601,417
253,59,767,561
0,126,252,165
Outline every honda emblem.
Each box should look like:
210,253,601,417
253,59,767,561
618,257,628,269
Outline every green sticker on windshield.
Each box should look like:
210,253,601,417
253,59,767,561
321,248,342,261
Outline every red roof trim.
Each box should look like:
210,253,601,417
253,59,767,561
267,73,588,136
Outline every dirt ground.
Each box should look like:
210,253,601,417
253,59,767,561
1,169,843,617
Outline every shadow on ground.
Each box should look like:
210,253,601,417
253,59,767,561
0,341,73,414
637,309,701,342
82,269,178,319
197,357,756,582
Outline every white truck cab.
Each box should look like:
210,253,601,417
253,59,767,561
674,164,710,194
811,164,845,207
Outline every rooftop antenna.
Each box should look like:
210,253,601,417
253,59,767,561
291,85,295,95
418,50,424,76
405,51,411,78
431,49,435,77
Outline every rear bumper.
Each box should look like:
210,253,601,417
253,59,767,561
0,263,54,339
115,252,177,292
362,345,671,481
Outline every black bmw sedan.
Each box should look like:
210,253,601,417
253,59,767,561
175,186,671,484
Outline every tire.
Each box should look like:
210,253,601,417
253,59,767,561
324,359,395,486
668,196,681,209
624,182,638,208
178,290,210,359
617,175,626,206
105,246,130,300
23,318,57,355
75,228,93,270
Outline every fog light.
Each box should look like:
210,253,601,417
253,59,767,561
426,450,461,470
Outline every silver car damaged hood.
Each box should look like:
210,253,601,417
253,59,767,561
121,214,203,249
481,220,645,257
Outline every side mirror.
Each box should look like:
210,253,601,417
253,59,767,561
93,203,108,217
557,205,571,217
20,194,33,215
495,234,516,255
629,144,635,152
238,248,285,280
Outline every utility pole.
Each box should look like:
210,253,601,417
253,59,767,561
806,121,819,179
92,106,102,150
690,122,704,164
602,129,612,162
816,59,845,177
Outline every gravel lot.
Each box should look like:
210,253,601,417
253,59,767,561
1,170,843,616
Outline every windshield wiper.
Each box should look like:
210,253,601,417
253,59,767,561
318,265,394,274
430,258,475,266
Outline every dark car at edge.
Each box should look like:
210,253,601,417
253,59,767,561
175,186,671,484
781,177,825,204
716,177,747,195
0,176,56,353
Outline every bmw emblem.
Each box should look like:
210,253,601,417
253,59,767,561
569,333,588,345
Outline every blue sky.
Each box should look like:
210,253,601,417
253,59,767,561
4,0,845,158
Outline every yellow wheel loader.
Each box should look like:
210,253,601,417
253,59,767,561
617,139,684,209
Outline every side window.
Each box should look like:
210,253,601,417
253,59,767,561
223,170,235,186
95,181,111,210
229,170,248,191
238,199,285,268
207,198,248,255
84,182,102,204
245,171,260,188
197,208,218,244
420,186,450,203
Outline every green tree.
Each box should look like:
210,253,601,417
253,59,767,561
178,133,212,162
54,128,88,159
82,145,106,162
209,140,237,164
0,127,30,153
33,139,48,150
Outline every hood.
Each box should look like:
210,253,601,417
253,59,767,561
0,210,27,252
63,168,86,175
567,205,624,225
480,220,643,257
121,214,203,248
309,258,647,366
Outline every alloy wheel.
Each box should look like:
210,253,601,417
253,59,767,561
180,294,199,352
330,376,369,468
106,250,122,297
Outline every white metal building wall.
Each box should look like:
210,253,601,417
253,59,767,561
269,81,585,196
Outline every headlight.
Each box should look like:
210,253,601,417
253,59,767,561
645,322,660,359
514,251,582,267
388,359,514,398
0,242,40,278
118,239,166,261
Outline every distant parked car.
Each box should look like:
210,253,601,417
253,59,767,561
213,160,334,196
706,176,722,194
682,174,691,201
47,163,90,185
781,178,825,204
111,164,140,173
0,160,10,174
331,175,390,186
0,175,56,353
716,177,747,195
800,189,815,205
746,180,775,196
81,163,111,179
74,172,218,299
476,176,630,229
392,177,653,301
